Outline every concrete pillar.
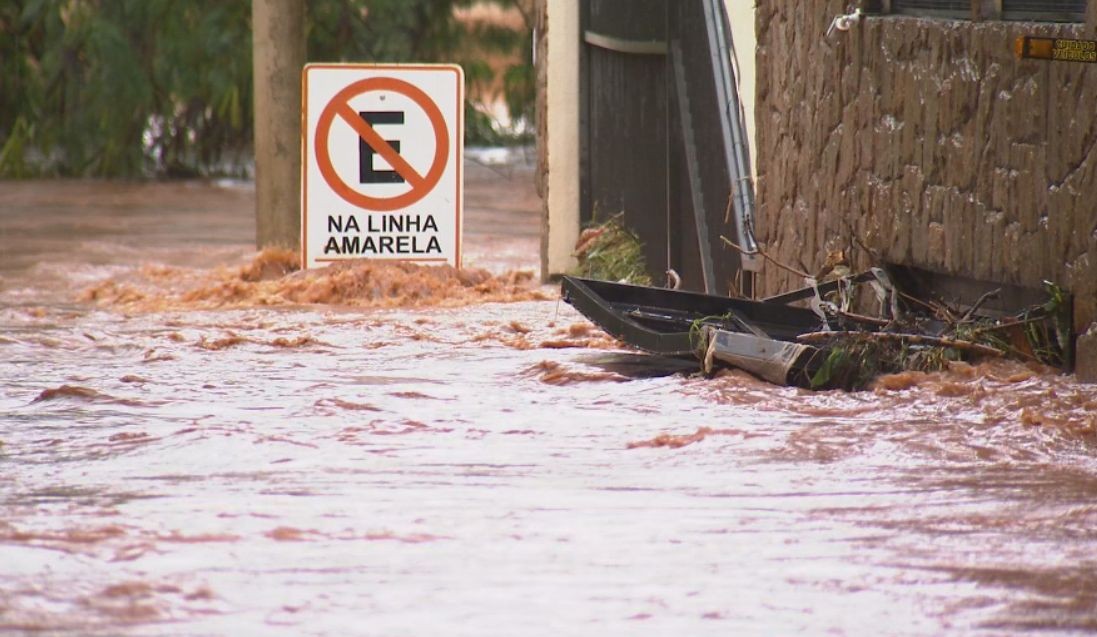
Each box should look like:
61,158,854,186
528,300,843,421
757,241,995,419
541,0,581,280
253,0,306,250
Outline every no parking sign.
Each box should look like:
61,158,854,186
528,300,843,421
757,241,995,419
302,64,464,269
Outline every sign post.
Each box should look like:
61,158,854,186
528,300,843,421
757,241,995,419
302,64,464,269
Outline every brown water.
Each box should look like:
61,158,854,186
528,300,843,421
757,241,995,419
2,163,1097,635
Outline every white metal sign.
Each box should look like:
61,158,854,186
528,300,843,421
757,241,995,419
302,64,464,269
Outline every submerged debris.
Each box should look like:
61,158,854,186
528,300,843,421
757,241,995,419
561,269,1075,392
795,278,1073,390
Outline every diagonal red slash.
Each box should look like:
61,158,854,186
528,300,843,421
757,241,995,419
313,75,450,212
334,101,427,190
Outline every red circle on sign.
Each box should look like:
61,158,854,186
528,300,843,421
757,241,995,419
315,77,449,212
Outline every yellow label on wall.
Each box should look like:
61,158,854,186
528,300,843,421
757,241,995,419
1016,36,1097,64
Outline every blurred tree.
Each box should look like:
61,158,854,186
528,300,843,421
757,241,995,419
308,0,535,145
0,0,534,178
0,1,41,178
0,0,252,178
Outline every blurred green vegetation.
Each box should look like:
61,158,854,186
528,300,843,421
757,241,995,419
0,0,534,178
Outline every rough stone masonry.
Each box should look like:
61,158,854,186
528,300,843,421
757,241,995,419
755,2,1097,380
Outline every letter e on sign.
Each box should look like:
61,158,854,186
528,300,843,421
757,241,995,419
302,64,464,269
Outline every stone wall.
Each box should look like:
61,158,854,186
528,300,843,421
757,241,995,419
755,2,1097,368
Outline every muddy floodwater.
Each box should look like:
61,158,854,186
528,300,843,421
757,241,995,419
2,158,1097,636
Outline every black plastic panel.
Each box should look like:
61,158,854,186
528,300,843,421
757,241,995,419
561,276,827,357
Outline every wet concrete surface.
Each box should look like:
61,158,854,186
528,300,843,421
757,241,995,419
2,155,1097,635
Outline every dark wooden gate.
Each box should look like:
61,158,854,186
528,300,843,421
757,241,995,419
580,0,759,296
